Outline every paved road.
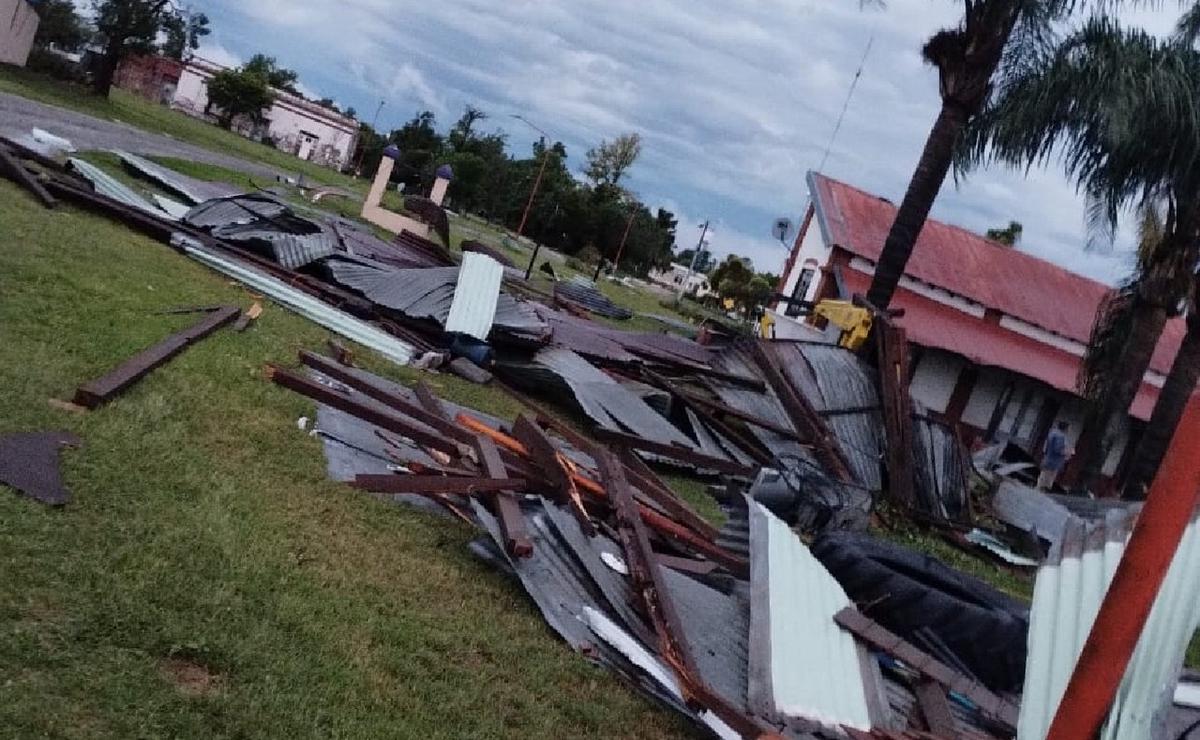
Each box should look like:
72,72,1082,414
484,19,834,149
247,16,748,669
0,90,280,180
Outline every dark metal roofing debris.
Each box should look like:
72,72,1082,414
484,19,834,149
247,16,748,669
0,431,82,506
183,194,289,229
73,306,241,409
554,277,634,319
213,222,340,270
113,150,242,205
325,258,547,338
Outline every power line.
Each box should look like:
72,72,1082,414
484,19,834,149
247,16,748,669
816,33,874,174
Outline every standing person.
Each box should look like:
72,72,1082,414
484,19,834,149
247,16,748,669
1039,421,1072,491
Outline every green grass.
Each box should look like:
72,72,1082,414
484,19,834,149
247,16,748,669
0,178,692,739
0,65,359,188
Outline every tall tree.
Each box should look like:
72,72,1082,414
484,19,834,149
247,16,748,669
986,220,1023,245
964,18,1200,494
448,105,488,151
244,54,299,94
205,66,274,130
865,0,1080,310
33,0,88,51
92,0,173,96
585,133,642,187
160,9,208,60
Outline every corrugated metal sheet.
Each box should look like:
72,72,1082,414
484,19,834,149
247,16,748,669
113,150,241,204
839,251,1162,421
810,171,1185,374
522,348,699,452
555,277,633,319
325,259,546,336
445,251,503,340
183,195,289,229
174,235,414,365
68,157,171,218
152,194,192,220
1017,508,1200,739
213,225,339,270
747,501,874,731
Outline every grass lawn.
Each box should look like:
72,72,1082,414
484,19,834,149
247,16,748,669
0,178,694,739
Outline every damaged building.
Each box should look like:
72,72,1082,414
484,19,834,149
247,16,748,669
772,172,1186,495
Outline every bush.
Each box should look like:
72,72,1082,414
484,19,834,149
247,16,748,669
25,48,88,84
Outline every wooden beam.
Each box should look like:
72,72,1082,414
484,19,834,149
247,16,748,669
74,306,240,408
590,428,755,476
350,475,529,494
474,435,533,558
0,144,57,208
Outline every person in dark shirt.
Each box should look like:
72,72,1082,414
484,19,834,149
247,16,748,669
1038,421,1072,491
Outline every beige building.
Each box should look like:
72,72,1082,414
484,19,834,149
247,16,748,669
0,0,38,67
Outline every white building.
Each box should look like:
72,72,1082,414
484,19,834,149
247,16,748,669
772,171,1186,494
0,0,38,67
649,263,712,297
172,57,358,170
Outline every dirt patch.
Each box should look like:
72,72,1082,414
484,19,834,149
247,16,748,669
159,657,223,698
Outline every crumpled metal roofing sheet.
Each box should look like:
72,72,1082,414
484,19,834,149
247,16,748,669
113,150,242,204
174,235,413,365
530,348,697,450
214,224,340,270
710,347,811,463
555,277,633,319
770,342,883,490
152,194,192,220
747,501,874,731
68,157,172,218
183,195,289,229
445,251,503,340
1018,509,1200,739
326,259,547,336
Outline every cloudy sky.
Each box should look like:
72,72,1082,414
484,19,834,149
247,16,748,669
195,0,1177,284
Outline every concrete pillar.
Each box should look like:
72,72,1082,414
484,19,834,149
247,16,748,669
364,156,395,211
429,164,454,206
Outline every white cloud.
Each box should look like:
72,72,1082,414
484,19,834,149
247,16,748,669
194,41,241,69
202,0,1185,285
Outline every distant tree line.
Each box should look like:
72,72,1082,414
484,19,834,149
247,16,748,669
353,108,679,277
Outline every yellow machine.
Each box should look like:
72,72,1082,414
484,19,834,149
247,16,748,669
811,300,873,351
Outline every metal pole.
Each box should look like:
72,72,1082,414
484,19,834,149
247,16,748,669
517,148,549,237
1045,395,1200,739
676,219,709,305
612,208,637,274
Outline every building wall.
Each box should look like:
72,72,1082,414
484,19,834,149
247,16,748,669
0,0,38,67
910,349,965,414
778,213,830,308
648,264,711,296
172,60,358,169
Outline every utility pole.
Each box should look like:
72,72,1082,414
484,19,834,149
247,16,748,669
595,207,636,282
511,114,555,280
353,99,385,176
676,219,709,305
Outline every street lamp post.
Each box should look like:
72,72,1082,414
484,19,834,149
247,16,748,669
511,114,556,280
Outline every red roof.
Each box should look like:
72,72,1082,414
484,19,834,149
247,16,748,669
810,172,1184,374
839,269,1160,420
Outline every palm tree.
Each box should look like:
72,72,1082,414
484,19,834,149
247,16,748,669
962,18,1200,493
865,0,1079,310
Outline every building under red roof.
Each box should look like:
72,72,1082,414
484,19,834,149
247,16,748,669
773,171,1186,487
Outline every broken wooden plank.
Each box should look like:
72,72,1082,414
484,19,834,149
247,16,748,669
643,369,804,441
474,435,533,558
449,357,493,384
914,679,957,737
875,322,916,508
299,351,475,448
232,302,263,332
351,474,529,495
0,144,57,208
73,306,240,409
266,364,461,458
590,428,756,476
616,446,722,542
598,449,771,738
512,414,596,536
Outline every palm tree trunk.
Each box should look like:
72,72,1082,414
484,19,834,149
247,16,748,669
1123,307,1200,498
867,103,970,310
1073,299,1169,493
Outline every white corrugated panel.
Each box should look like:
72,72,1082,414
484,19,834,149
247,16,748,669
1017,511,1200,740
69,157,173,218
174,235,414,366
747,502,873,731
445,251,502,340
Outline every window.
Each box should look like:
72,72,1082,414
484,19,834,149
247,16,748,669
785,268,815,317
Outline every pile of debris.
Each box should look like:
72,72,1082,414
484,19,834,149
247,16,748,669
266,350,1022,739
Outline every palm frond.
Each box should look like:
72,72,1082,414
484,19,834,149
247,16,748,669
1078,278,1141,399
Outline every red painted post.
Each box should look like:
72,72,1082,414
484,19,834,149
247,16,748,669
1045,396,1200,739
